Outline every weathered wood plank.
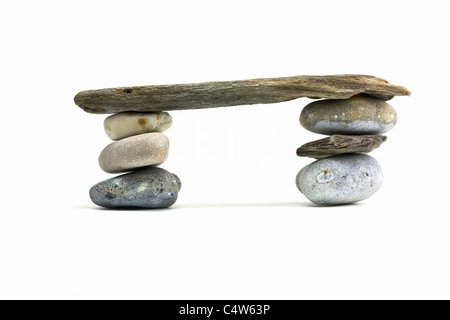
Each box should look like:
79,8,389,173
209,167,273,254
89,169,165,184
74,74,410,114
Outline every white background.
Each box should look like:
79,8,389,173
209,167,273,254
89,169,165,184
0,0,449,299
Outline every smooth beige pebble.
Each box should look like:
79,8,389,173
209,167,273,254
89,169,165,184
98,133,169,173
104,112,172,140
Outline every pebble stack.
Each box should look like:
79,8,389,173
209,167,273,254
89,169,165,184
74,74,409,208
89,112,181,209
296,94,397,205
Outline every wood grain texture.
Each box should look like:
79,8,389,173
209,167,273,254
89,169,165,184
296,135,387,159
74,74,411,114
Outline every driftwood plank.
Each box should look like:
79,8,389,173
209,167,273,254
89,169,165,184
74,74,410,114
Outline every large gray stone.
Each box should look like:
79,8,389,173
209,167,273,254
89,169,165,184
296,154,383,205
89,167,181,209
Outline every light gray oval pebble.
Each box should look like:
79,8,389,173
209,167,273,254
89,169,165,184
300,95,397,135
296,154,383,205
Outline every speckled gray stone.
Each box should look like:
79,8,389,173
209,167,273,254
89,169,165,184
296,154,383,205
300,95,397,135
89,167,181,209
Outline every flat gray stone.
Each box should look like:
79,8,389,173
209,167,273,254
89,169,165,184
89,167,181,209
104,112,172,140
300,95,397,135
98,132,169,173
296,154,383,205
296,135,387,159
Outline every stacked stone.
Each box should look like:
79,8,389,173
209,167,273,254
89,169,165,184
89,112,181,209
74,75,409,208
296,95,398,205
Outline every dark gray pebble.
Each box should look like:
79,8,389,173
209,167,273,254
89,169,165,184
89,167,181,209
